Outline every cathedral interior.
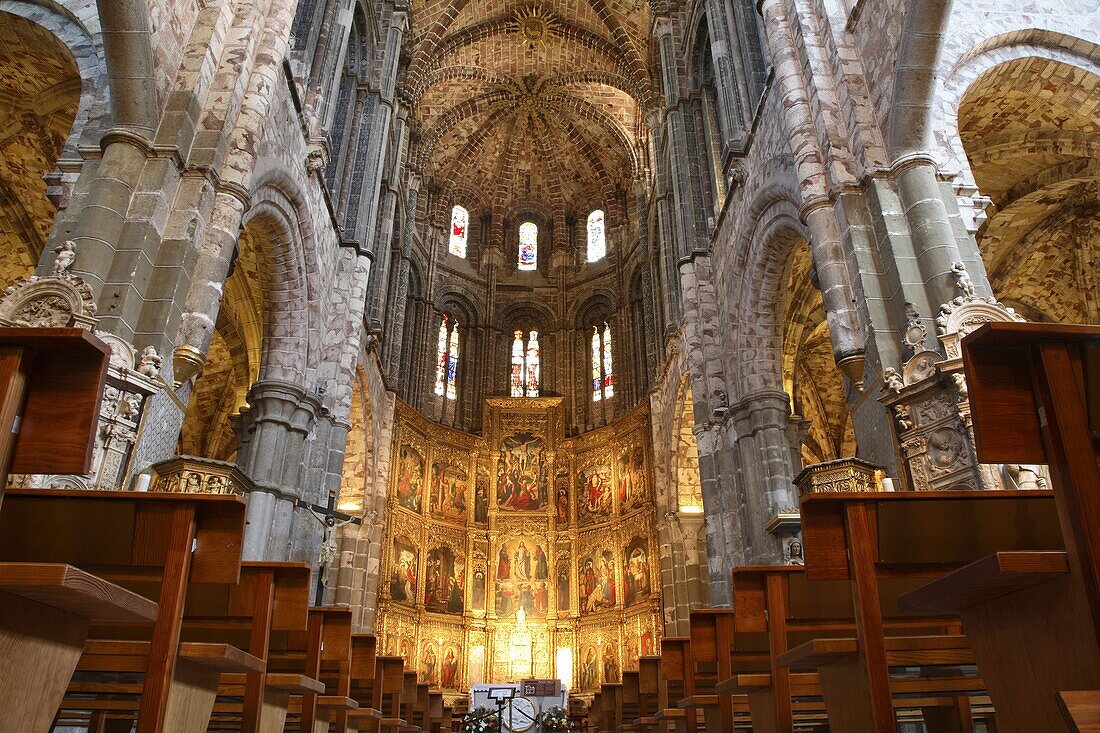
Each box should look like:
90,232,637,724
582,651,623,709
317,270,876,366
0,0,1097,709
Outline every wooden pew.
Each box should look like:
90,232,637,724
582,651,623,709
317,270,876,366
600,683,622,733
0,489,247,733
55,563,314,733
796,489,1062,732
897,323,1100,733
621,669,640,732
636,655,661,732
729,564,994,733
676,610,752,731
0,563,156,733
653,638,693,733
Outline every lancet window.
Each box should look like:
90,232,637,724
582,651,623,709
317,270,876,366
518,222,538,271
449,205,468,258
434,313,460,400
587,210,605,263
510,330,541,397
591,323,614,402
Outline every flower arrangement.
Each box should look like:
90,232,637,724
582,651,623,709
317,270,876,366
539,706,574,731
462,706,496,733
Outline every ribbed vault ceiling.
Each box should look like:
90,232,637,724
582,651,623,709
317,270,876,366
403,0,653,216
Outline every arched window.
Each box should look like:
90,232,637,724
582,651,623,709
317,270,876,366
433,314,460,400
449,205,468,258
510,330,541,397
587,210,606,263
590,323,614,402
518,222,538,271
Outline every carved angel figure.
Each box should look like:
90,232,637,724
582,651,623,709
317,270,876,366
52,240,76,275
138,346,162,378
951,261,975,298
882,367,904,394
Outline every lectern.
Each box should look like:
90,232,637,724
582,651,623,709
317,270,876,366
0,327,111,499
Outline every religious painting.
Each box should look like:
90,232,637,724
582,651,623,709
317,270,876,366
441,643,462,689
555,561,570,612
474,472,489,524
496,431,548,511
428,462,468,522
395,444,424,513
496,538,550,618
555,476,570,526
617,446,647,513
577,464,612,525
399,637,412,662
472,568,487,611
603,648,620,683
578,548,617,614
624,537,652,607
640,630,655,657
424,546,465,614
389,538,418,605
421,642,439,686
579,646,599,690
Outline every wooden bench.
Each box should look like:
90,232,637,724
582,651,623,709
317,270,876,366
653,638,693,733
894,322,1100,733
798,489,1062,732
0,563,156,733
0,489,247,733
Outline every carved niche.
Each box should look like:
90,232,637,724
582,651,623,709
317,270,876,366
879,285,1031,491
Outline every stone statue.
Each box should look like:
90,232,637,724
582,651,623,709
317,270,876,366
52,240,76,276
138,346,162,378
882,367,904,394
1004,464,1047,490
951,261,975,298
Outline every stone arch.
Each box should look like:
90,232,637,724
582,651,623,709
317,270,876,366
934,29,1100,177
0,7,89,285
672,372,703,514
338,365,373,513
240,174,323,386
953,52,1100,324
498,300,557,396
728,189,809,399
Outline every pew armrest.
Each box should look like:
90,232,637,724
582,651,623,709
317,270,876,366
178,643,265,673
317,695,359,710
266,673,326,694
778,635,973,670
0,563,157,623
899,551,1069,615
1058,690,1100,733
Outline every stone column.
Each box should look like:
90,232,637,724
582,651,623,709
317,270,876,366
384,179,420,381
757,0,865,368
238,380,322,561
647,112,682,329
350,11,406,258
703,0,745,147
731,390,797,562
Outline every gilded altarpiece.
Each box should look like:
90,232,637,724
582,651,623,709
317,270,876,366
377,398,663,694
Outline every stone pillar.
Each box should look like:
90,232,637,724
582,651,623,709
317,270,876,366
350,11,406,259
757,0,865,369
703,0,745,147
238,380,321,561
384,179,420,381
731,391,797,563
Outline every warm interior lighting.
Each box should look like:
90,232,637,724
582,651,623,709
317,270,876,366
680,504,704,514
556,647,573,689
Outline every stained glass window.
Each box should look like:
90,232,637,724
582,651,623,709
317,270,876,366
591,327,603,402
587,210,605,263
434,314,460,400
449,205,468,258
525,330,540,397
511,330,525,397
602,322,614,398
589,322,615,403
518,222,538,271
434,315,449,397
446,324,460,400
